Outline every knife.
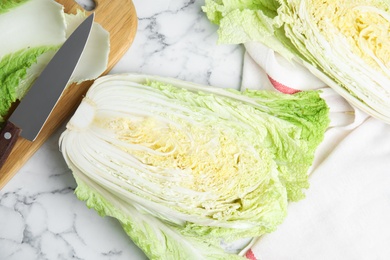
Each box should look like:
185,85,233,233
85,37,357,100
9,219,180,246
0,13,95,169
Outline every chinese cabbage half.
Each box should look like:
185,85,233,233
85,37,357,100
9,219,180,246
60,74,329,259
203,0,390,123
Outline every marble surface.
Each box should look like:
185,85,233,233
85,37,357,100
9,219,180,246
0,0,244,259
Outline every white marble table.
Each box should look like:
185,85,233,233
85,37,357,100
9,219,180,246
0,0,244,259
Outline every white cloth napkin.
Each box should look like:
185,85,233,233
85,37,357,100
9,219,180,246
241,42,390,260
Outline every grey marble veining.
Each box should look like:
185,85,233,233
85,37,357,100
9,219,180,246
111,0,245,89
0,0,244,259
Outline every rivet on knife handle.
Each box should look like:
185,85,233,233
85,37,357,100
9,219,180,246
0,121,22,169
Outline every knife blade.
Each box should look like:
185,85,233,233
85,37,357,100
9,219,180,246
0,13,95,169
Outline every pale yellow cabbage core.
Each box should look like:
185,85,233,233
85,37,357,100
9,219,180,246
310,0,390,76
94,114,271,214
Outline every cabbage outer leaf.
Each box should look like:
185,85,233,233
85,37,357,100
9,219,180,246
0,0,109,121
0,0,29,14
0,0,65,119
73,173,246,260
64,10,110,83
202,0,297,60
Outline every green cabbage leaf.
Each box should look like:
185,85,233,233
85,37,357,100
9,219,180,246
0,0,29,14
60,74,329,259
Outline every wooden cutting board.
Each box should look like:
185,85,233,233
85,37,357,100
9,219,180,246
0,0,137,189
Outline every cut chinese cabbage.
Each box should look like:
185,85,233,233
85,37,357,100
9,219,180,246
203,0,390,123
277,0,390,120
60,73,329,259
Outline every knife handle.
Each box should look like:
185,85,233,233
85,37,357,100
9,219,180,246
0,121,21,169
